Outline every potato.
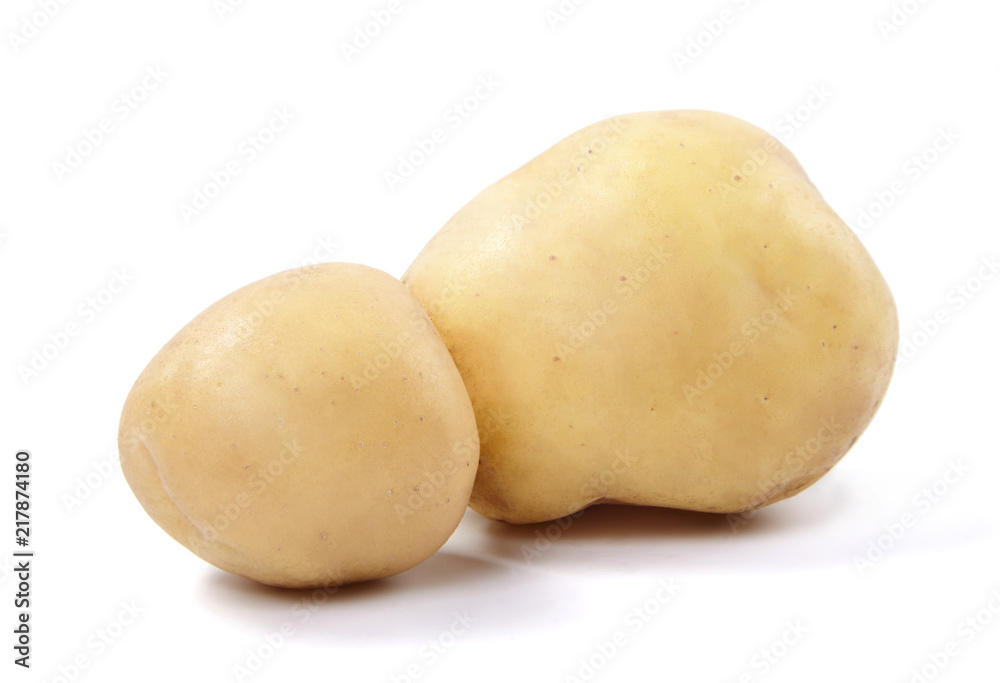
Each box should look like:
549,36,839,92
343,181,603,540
118,264,478,587
403,110,898,524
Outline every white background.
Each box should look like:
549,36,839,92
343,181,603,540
2,0,999,681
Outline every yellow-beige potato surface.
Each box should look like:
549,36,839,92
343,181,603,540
119,264,478,587
403,110,898,524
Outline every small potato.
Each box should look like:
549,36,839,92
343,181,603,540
403,110,898,524
118,264,478,588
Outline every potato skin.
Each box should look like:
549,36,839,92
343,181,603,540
119,263,478,587
403,110,898,524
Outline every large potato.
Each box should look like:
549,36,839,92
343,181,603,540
119,264,478,587
403,110,898,524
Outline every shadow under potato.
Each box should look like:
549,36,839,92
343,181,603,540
198,549,572,641
484,501,790,541
195,487,849,643
204,499,821,604
203,549,508,606
475,493,843,570
200,481,839,613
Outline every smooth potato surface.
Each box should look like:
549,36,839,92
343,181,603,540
119,264,478,587
403,110,898,524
